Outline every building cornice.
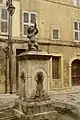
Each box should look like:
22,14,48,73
0,37,80,48
39,39,80,48
12,38,80,48
44,0,80,9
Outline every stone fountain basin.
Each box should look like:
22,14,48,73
15,100,58,120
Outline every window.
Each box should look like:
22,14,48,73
52,57,61,79
74,21,80,40
73,0,80,6
0,7,8,34
52,28,60,40
71,60,80,86
1,8,8,33
0,0,3,4
22,11,37,36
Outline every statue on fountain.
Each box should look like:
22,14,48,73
27,23,39,50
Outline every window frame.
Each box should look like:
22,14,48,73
0,0,3,5
0,7,8,34
74,20,80,41
22,10,37,37
73,0,80,6
52,56,61,80
51,28,60,40
50,54,63,90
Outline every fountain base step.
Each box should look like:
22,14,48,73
14,108,58,120
14,100,58,120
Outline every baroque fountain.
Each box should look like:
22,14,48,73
15,23,58,120
0,24,80,120
3,23,79,120
0,24,79,120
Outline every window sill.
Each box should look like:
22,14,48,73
53,79,61,81
73,4,80,7
74,40,80,42
0,34,8,40
52,39,60,40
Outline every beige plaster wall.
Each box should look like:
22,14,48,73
11,0,80,92
20,0,80,41
12,0,20,38
1,0,80,93
12,42,80,91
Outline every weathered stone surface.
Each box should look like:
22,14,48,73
14,99,58,120
18,50,52,99
0,94,19,110
50,90,80,118
0,94,19,120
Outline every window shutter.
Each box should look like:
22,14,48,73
1,8,8,33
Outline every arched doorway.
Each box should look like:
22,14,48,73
71,59,80,86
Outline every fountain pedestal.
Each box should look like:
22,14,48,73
15,24,58,120
17,50,53,99
16,50,58,120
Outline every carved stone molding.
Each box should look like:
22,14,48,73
20,71,25,83
20,71,26,100
29,71,50,101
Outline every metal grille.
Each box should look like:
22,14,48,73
53,29,59,39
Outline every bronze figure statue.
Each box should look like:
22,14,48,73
27,23,38,50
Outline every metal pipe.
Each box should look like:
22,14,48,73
8,8,13,94
6,0,15,93
5,46,9,93
5,54,7,93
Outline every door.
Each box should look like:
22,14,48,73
71,59,80,86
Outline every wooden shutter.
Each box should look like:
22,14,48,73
1,8,7,33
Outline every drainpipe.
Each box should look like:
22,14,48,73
6,0,15,93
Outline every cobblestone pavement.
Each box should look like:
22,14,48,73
50,88,80,117
0,88,80,118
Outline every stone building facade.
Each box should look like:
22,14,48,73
0,0,80,93
0,0,20,93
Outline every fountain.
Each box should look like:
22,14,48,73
15,23,58,120
0,24,79,120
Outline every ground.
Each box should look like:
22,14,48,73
0,90,80,119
